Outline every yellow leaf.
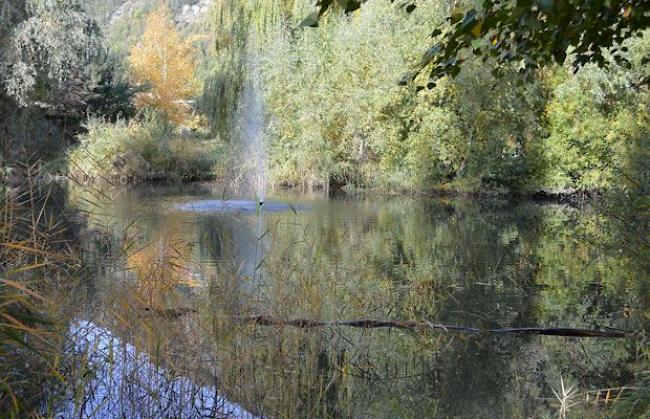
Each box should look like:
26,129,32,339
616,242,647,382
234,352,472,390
471,22,482,37
623,5,632,19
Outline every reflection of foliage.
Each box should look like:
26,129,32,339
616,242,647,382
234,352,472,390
533,198,649,417
9,182,648,417
179,196,644,417
127,221,197,309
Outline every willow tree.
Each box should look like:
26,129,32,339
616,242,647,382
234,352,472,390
1,0,102,108
199,0,311,139
310,0,650,86
129,6,197,124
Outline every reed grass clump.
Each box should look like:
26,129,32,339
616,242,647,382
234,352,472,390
0,177,81,416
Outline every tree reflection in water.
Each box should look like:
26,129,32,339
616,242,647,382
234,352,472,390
8,182,646,418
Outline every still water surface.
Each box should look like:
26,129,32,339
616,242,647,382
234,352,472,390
72,183,646,418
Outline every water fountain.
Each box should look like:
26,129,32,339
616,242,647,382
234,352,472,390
240,53,267,206
242,56,266,284
175,53,300,214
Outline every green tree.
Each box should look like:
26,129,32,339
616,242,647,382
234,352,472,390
0,0,124,165
311,1,650,85
1,0,102,108
260,1,548,192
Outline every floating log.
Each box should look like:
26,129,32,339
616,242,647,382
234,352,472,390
142,307,198,319
242,315,627,338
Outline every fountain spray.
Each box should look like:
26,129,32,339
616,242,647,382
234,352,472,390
239,39,266,282
239,38,267,207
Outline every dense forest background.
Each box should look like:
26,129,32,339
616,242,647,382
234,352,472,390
1,0,648,195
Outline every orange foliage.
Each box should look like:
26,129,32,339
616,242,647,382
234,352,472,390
127,227,198,309
129,6,197,124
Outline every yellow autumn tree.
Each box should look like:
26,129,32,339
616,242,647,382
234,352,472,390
129,6,197,124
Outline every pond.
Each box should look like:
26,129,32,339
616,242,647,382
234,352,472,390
66,182,646,418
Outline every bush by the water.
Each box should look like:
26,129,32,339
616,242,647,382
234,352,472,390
69,111,222,182
254,2,650,195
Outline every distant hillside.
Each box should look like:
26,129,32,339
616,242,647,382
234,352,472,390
84,0,213,56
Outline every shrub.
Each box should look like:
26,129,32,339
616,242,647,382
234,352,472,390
69,110,222,182
259,2,546,193
542,32,650,193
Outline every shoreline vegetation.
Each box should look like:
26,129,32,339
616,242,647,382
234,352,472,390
1,2,647,199
0,171,614,205
1,0,649,417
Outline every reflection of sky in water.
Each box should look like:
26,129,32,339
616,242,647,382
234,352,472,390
59,321,256,419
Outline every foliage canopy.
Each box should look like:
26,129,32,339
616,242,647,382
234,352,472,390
311,0,650,85
129,6,197,123
1,0,103,108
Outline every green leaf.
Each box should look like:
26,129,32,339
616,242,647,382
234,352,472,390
300,12,320,28
460,9,478,32
398,72,413,86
